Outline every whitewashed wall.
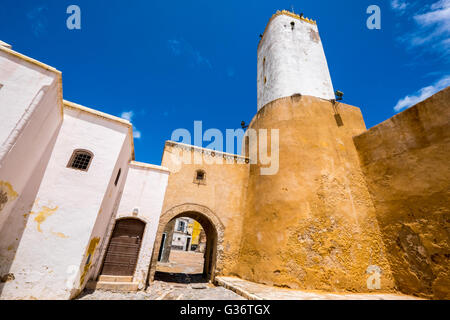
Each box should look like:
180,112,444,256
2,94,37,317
0,103,132,300
93,162,169,290
257,14,335,110
0,48,62,231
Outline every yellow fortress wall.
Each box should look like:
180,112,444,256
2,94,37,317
353,87,450,299
234,94,396,293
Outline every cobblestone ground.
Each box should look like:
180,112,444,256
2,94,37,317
77,251,244,300
77,277,245,300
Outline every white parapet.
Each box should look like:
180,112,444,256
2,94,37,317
257,11,335,111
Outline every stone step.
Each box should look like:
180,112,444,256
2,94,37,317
86,280,139,292
97,275,134,282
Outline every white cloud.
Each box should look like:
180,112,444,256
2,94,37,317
414,0,450,29
393,75,450,111
391,0,409,12
120,111,134,121
120,110,142,139
167,38,212,69
133,130,141,139
406,0,450,52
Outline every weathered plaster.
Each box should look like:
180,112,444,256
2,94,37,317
0,48,62,231
354,87,450,299
235,95,395,293
151,144,249,279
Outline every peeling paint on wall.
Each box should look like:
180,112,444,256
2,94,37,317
29,205,58,232
51,231,69,238
79,237,100,286
0,181,18,212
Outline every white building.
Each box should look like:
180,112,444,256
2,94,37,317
171,218,193,251
0,42,169,299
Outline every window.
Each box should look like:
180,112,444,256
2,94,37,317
194,169,206,185
67,149,93,171
114,168,122,186
177,221,186,232
262,57,267,85
196,170,205,180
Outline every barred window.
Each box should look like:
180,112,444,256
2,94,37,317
67,149,93,171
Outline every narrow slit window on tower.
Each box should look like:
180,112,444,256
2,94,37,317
263,57,266,84
67,149,93,171
114,168,122,186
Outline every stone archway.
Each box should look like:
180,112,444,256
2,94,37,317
147,203,224,286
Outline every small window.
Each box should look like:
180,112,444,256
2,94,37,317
177,221,186,232
194,169,206,185
67,149,93,171
114,168,122,186
196,170,205,180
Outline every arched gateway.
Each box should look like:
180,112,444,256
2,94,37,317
147,203,224,286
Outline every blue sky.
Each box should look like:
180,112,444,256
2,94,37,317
1,0,448,165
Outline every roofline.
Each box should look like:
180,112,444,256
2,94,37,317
0,44,64,118
164,140,249,161
0,43,136,161
64,100,132,126
0,40,12,49
0,44,61,74
63,100,136,160
129,161,170,173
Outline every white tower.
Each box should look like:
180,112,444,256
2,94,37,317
257,11,335,111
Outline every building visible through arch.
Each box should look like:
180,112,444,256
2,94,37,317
148,204,225,285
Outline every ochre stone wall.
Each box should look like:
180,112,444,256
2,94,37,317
156,144,249,276
353,87,450,299
234,95,395,293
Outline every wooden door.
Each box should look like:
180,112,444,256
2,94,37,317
101,219,145,276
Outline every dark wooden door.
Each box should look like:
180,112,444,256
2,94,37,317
101,219,145,276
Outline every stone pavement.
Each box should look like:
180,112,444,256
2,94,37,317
77,275,244,300
215,276,423,300
156,250,204,274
